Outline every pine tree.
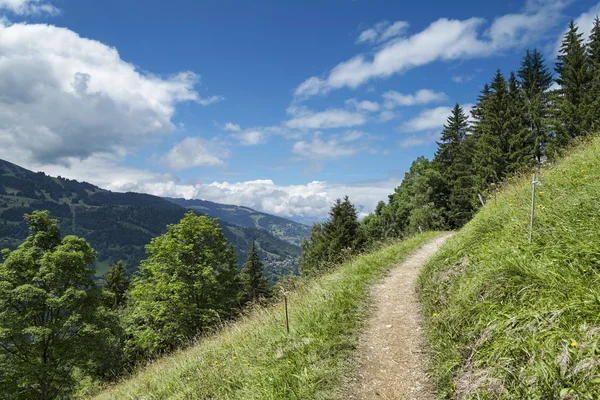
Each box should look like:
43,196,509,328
506,72,530,173
104,260,130,309
322,196,366,263
587,16,600,130
553,20,592,150
518,49,553,164
240,241,270,302
433,104,473,227
472,70,510,192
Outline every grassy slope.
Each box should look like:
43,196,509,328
92,232,443,400
419,138,600,399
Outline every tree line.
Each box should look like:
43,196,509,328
300,18,600,274
0,210,270,399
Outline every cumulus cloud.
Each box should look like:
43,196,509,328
378,110,397,122
400,104,474,132
295,0,570,99
284,106,367,130
356,20,409,44
221,122,241,132
383,89,447,108
0,22,220,166
451,75,475,83
160,137,229,170
234,129,266,145
0,0,59,15
292,135,359,160
345,98,380,112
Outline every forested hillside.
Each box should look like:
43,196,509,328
0,159,300,280
166,197,311,245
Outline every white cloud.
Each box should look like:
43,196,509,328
292,136,359,160
451,75,475,83
398,132,439,148
197,95,224,106
160,137,229,170
220,122,241,132
285,107,367,130
0,0,59,15
234,129,266,146
400,104,474,132
296,0,570,99
0,22,220,166
383,89,447,108
138,178,401,220
356,20,409,44
554,2,600,55
378,110,397,122
345,98,380,112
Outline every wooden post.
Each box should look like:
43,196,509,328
418,225,423,234
478,193,485,207
529,173,537,244
284,293,290,334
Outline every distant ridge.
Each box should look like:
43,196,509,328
0,159,302,281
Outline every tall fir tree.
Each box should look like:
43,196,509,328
553,20,592,151
104,260,130,309
433,104,474,227
240,241,270,302
518,49,553,164
472,70,510,193
586,16,600,130
506,72,530,173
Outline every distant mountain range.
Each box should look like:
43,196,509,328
0,159,310,282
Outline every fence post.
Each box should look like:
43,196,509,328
478,193,485,207
529,173,539,244
284,293,290,334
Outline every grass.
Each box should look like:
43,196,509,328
419,137,600,399
91,232,443,400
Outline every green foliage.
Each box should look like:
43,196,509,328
0,158,302,282
299,196,366,277
552,20,593,150
92,232,442,400
419,137,600,398
103,260,129,309
240,241,271,302
0,211,119,400
125,211,241,355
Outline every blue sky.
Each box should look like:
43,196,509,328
0,0,599,221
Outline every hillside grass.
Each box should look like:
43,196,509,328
91,231,443,400
419,137,600,399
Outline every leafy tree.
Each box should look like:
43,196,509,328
552,20,592,151
104,260,130,309
0,211,118,399
125,211,241,354
240,241,270,302
518,49,553,164
299,223,327,277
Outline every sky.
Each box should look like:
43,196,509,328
0,0,599,223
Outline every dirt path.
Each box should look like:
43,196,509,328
348,234,452,400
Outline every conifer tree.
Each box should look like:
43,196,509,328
472,70,510,192
322,196,366,263
518,49,553,164
506,72,530,173
433,104,473,227
553,20,592,150
587,16,600,129
240,241,270,302
104,260,130,309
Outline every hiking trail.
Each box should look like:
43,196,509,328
348,234,452,400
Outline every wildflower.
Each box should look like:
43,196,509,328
571,341,578,348
433,313,438,318
287,360,292,364
232,356,237,360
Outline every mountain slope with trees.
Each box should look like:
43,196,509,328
166,198,311,245
0,159,300,280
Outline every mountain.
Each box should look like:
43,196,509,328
165,198,311,245
0,159,300,282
